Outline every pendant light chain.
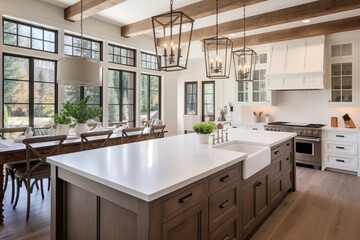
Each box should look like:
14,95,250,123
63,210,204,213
170,0,173,12
215,0,219,54
81,0,83,57
243,1,246,50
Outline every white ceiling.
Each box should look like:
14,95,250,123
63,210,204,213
40,0,360,39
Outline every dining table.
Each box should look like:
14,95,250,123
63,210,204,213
0,127,163,223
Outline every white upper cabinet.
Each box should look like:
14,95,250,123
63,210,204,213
266,36,325,90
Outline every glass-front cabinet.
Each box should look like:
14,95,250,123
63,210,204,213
237,53,271,105
328,42,355,104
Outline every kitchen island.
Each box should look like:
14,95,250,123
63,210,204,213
48,129,296,240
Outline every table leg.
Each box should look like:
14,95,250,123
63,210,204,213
0,163,4,223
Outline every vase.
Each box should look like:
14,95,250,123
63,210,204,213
74,123,89,136
56,124,70,135
197,133,210,144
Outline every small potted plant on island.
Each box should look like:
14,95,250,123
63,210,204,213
62,96,102,135
53,111,72,135
192,121,215,144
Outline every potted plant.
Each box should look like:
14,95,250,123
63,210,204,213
192,121,215,144
62,96,102,135
53,111,72,135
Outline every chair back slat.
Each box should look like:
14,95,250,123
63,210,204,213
0,127,28,140
80,130,113,150
150,125,166,139
22,135,67,179
122,127,145,143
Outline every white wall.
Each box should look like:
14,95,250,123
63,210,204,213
0,0,179,135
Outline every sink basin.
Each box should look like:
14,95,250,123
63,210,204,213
214,141,271,179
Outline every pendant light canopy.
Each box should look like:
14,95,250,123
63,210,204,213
152,0,194,71
203,0,233,79
232,1,257,82
57,0,102,86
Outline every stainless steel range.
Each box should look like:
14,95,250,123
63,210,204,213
265,121,326,169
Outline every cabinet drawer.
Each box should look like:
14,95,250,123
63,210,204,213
281,139,293,153
208,166,240,194
209,215,239,240
325,154,358,171
271,146,282,160
209,182,238,232
162,182,206,222
325,142,357,155
282,150,293,169
324,131,357,142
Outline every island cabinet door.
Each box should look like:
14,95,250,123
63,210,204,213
161,201,207,240
242,170,269,238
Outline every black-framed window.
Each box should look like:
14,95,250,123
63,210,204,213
3,18,57,53
140,74,161,122
185,82,197,115
64,34,102,60
141,52,159,70
108,69,136,127
63,34,102,114
2,54,57,127
108,44,136,67
202,81,215,121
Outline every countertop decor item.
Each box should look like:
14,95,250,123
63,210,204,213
192,121,215,144
331,117,338,127
62,96,102,135
253,111,262,123
342,113,356,128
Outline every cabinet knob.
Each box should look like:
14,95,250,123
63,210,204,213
256,181,262,187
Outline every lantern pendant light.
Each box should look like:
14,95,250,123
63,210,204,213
203,0,233,79
152,0,194,71
57,0,103,86
232,1,257,82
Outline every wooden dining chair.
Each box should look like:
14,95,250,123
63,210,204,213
80,130,113,150
2,127,31,203
122,127,145,143
13,135,67,221
150,125,166,139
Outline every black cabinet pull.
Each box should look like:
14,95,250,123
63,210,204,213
220,174,229,182
336,159,345,163
179,193,193,204
220,200,229,209
286,157,290,161
274,150,280,155
256,181,262,187
222,235,229,240
336,135,345,138
336,146,345,149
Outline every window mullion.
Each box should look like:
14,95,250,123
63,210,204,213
29,57,34,127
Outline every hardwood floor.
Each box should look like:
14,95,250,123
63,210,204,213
0,167,360,240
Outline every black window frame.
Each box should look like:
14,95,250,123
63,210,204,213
140,74,161,121
184,82,198,115
2,53,58,127
108,44,136,67
108,68,136,127
64,33,103,61
2,18,58,53
202,81,215,121
140,52,160,71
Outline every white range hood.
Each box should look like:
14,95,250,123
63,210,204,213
266,36,325,90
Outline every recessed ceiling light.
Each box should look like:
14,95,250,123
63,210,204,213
302,19,311,24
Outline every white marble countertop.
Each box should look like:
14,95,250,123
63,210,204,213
47,129,296,202
322,126,360,132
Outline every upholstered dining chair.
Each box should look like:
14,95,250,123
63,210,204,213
13,135,67,221
122,127,145,143
80,130,113,150
2,127,31,204
150,125,166,139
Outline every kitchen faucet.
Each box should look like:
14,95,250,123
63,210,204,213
211,122,231,145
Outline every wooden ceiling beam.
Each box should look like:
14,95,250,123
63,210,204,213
121,0,267,37
65,0,126,22
231,16,360,47
158,0,360,44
